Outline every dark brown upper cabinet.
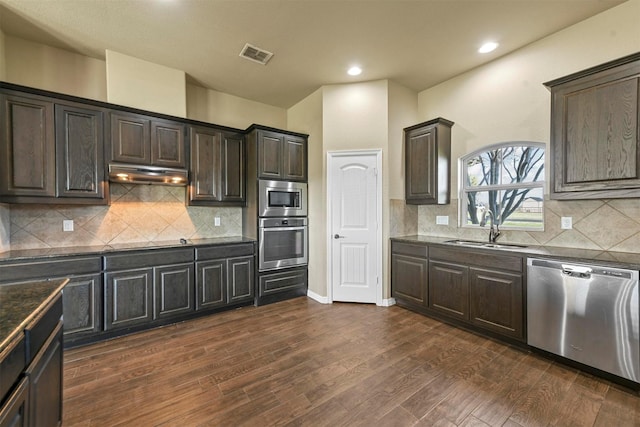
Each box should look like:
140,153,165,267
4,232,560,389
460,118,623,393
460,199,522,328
188,125,245,206
0,90,107,204
55,103,105,199
545,52,640,200
109,111,186,168
256,128,307,181
404,118,453,205
0,92,56,198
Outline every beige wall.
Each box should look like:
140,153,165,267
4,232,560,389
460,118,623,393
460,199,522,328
289,80,418,299
5,36,107,101
388,81,418,200
106,50,186,117
187,83,286,130
287,88,324,296
414,0,640,251
0,25,6,80
418,0,640,197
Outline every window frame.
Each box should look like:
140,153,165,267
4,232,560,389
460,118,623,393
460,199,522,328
458,141,546,231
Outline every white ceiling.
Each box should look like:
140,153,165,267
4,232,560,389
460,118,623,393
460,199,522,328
0,0,628,108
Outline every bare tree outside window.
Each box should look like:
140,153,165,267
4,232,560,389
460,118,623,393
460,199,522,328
461,142,545,230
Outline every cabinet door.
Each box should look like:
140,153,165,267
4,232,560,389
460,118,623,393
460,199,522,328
470,267,523,340
549,56,640,198
105,268,153,330
151,119,185,168
282,134,307,181
428,260,469,321
228,256,254,303
0,377,29,427
221,132,245,202
25,322,63,427
391,253,427,306
109,112,151,164
405,125,437,203
154,262,194,319
0,93,55,197
257,130,283,179
189,126,221,202
62,274,102,340
55,103,105,199
195,259,226,310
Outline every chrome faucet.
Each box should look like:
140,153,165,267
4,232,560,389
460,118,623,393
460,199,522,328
479,209,501,243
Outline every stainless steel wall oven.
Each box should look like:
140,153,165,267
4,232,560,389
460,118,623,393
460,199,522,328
258,217,308,271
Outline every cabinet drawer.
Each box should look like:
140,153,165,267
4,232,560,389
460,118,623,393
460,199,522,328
105,248,193,271
391,241,428,258
0,336,25,405
24,294,62,364
259,269,307,296
429,246,523,273
195,243,254,261
0,376,28,427
0,256,102,284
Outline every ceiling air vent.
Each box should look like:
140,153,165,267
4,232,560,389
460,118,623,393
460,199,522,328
239,43,274,65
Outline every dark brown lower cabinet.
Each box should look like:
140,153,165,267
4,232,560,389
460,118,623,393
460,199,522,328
104,248,195,330
428,260,469,321
390,240,525,343
257,267,307,306
25,322,63,427
195,243,255,310
469,267,523,339
0,288,63,427
154,263,194,319
0,377,29,427
105,268,153,330
390,241,428,307
61,274,102,344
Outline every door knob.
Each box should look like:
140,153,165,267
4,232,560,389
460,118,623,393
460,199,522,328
334,234,346,239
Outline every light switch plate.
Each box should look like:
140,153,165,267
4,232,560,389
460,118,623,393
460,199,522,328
63,220,74,232
561,217,572,230
214,217,221,226
436,215,449,225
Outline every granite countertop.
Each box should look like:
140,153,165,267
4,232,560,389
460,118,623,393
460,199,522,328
0,236,256,262
0,278,68,354
392,235,640,270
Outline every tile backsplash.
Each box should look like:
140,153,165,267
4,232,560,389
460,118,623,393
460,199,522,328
6,183,242,251
391,197,640,254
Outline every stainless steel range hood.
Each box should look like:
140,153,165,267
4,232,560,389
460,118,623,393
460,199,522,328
108,163,188,186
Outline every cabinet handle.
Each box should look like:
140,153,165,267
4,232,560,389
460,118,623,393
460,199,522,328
334,234,346,239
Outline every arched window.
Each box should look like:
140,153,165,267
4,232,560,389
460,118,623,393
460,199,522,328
460,142,545,230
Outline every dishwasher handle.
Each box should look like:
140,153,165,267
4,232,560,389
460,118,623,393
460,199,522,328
561,264,592,279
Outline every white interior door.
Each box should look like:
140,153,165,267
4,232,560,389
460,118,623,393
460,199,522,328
328,150,381,304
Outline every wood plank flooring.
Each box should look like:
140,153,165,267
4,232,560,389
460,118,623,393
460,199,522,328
63,297,640,426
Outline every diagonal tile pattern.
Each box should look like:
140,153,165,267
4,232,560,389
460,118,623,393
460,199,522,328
389,196,640,254
7,184,242,251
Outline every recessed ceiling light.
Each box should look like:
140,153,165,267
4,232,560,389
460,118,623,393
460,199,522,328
478,42,499,54
347,66,362,76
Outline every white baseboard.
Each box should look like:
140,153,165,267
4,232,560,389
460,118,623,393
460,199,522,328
380,298,396,307
307,289,331,304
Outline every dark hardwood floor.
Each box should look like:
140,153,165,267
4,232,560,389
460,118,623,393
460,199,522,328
63,297,640,426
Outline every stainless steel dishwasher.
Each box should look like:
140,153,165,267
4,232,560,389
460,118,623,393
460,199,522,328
527,258,639,383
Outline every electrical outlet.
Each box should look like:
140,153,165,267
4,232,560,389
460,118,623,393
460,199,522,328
63,219,74,232
214,217,221,226
561,217,573,230
436,215,449,225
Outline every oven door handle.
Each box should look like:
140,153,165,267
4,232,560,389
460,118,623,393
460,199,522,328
261,226,307,232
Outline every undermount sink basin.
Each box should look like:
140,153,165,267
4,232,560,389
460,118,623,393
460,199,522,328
444,239,527,250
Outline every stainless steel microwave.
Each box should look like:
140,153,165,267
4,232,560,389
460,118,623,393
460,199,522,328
258,180,307,217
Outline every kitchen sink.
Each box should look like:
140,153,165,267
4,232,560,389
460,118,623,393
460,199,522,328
444,239,527,250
